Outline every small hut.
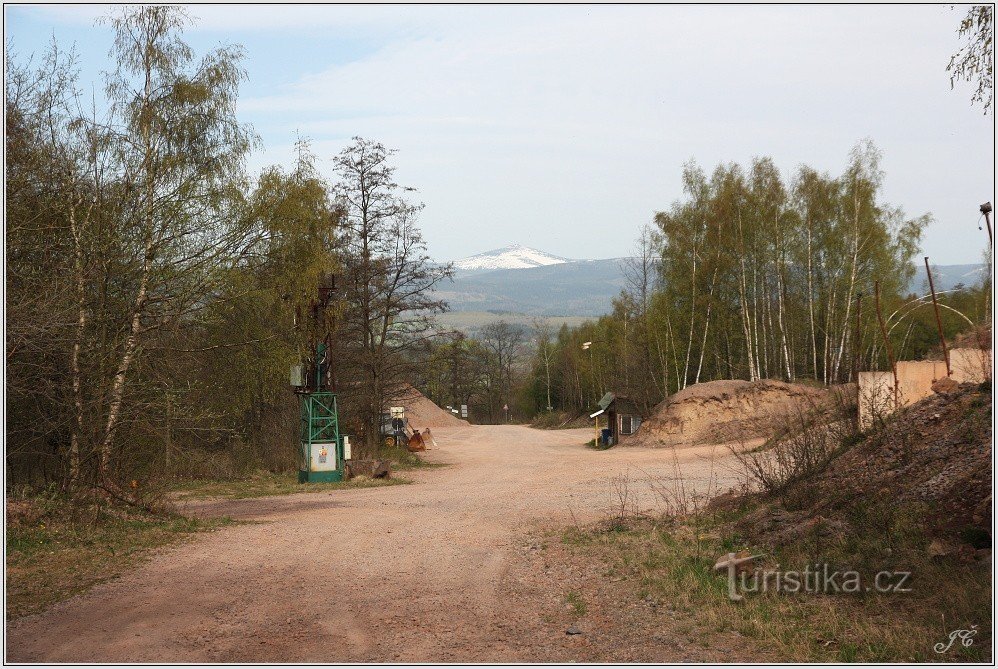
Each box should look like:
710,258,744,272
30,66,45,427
589,392,643,446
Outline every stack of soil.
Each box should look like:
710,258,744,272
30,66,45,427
628,379,832,448
390,384,468,429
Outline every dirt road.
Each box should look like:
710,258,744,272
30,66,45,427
7,425,749,662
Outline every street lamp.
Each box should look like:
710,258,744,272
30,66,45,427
581,341,600,400
582,341,600,446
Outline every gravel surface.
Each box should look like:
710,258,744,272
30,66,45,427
6,424,747,662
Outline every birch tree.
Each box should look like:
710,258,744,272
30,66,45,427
94,6,255,485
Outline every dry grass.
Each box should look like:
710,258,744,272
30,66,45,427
169,470,409,500
563,513,990,662
378,445,451,471
730,393,856,496
559,419,991,663
5,492,237,619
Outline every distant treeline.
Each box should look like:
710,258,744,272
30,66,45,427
415,145,990,421
516,145,990,417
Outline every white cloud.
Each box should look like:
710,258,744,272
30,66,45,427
237,5,992,262
15,4,994,263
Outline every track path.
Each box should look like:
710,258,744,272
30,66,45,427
7,425,745,662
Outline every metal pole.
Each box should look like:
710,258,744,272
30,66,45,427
982,202,994,333
981,202,993,247
589,347,595,403
924,257,951,377
874,281,900,407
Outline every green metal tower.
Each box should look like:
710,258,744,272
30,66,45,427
293,276,348,483
297,390,344,483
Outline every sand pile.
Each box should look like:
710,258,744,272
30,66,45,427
390,384,468,428
628,379,831,448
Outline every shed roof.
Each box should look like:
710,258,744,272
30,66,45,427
598,392,615,411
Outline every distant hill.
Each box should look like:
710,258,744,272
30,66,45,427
438,258,628,317
911,264,987,294
434,311,590,338
434,251,986,333
452,244,571,272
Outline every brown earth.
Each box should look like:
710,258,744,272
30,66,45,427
391,383,469,429
5,425,757,663
628,379,837,448
732,381,993,549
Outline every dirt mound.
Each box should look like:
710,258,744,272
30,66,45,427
390,384,468,428
629,379,831,448
729,382,991,549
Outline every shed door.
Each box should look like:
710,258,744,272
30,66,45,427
620,415,633,435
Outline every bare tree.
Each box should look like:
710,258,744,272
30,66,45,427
531,319,555,412
333,137,453,453
480,320,525,422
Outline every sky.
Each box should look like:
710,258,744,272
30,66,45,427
5,4,994,264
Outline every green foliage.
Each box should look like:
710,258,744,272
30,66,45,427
6,12,452,489
947,5,994,114
520,143,939,419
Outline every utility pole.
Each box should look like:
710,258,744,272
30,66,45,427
923,257,951,377
982,202,994,331
981,202,993,247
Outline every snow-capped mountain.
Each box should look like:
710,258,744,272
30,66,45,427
452,244,573,272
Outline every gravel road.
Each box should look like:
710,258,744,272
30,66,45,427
6,424,747,662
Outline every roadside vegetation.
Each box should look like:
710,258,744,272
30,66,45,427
170,471,409,500
563,513,988,662
377,445,449,471
559,382,992,662
6,490,236,619
6,6,453,509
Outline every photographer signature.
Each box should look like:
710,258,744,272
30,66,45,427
934,627,978,654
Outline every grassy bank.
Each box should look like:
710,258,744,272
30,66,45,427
378,445,450,471
558,385,991,662
561,512,989,662
6,493,237,619
170,470,410,500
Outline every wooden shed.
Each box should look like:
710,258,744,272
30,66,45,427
590,392,643,446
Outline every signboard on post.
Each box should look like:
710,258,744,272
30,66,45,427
460,404,468,418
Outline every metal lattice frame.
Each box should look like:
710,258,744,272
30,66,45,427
299,392,341,466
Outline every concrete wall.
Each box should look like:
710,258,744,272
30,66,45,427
950,347,992,384
857,348,991,428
